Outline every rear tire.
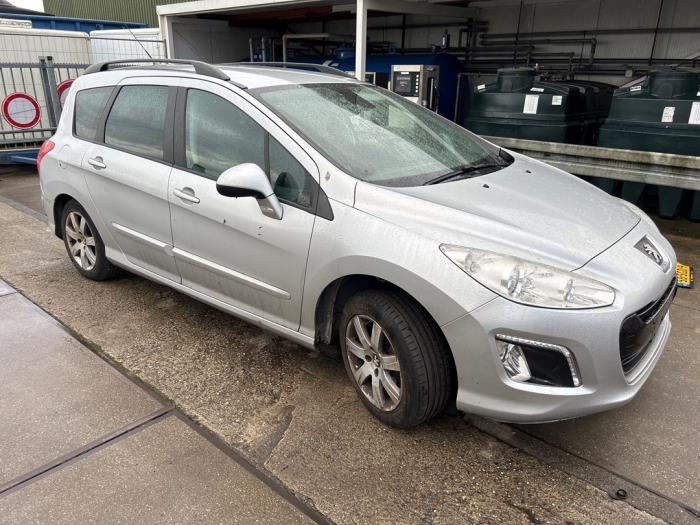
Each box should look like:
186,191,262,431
339,290,454,428
60,200,120,281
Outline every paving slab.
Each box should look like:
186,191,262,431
523,302,700,510
0,292,163,486
0,414,313,524
0,278,13,297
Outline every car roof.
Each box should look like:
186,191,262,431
82,62,360,91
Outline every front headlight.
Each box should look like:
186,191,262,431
440,245,615,309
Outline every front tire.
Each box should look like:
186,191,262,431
61,200,120,281
339,290,454,428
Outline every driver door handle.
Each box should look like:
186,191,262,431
173,187,200,204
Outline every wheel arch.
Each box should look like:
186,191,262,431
53,193,76,238
314,273,451,350
314,274,459,407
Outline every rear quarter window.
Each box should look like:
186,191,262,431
73,86,112,141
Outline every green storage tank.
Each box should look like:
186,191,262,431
598,70,700,219
562,79,615,144
599,70,699,154
460,68,595,144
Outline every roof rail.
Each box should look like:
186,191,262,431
84,59,232,82
229,62,354,79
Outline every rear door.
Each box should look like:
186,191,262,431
81,77,180,282
168,79,319,330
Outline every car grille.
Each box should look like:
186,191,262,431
619,278,676,374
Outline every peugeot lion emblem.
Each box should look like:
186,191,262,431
635,236,669,271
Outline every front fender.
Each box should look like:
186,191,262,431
300,201,496,338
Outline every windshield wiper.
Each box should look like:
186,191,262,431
423,162,504,185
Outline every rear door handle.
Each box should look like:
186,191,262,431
173,187,200,204
87,156,106,170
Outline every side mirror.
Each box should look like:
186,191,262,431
216,163,283,220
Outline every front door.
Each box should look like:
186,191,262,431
168,81,318,330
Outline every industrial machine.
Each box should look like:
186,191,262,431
391,64,440,112
292,49,459,118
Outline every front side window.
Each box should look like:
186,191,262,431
74,86,112,140
185,89,264,179
104,85,169,160
183,89,315,209
255,83,504,187
269,137,314,208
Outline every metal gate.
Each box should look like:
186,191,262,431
0,30,166,164
0,58,88,162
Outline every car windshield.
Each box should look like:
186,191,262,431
253,82,504,187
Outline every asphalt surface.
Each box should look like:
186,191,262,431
1,168,698,524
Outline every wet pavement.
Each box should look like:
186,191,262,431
0,280,318,524
1,169,697,524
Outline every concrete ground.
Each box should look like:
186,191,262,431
1,168,698,524
0,279,322,524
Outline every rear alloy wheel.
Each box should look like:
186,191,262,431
61,200,120,281
65,210,97,271
340,290,454,428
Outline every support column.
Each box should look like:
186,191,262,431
355,0,367,80
159,14,175,59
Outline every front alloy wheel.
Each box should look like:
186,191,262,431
339,290,454,428
345,315,403,411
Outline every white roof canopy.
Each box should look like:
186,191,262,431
157,0,476,79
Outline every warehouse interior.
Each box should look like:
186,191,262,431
158,0,700,84
157,0,700,219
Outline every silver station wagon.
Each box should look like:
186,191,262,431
38,59,677,428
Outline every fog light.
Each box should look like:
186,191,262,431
498,342,532,383
496,334,581,387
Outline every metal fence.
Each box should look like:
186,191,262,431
0,59,87,149
0,31,165,157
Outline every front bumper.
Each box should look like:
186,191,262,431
443,222,676,423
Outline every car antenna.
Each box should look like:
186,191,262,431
126,26,153,59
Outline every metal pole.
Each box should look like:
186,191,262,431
649,0,664,66
355,0,367,80
38,57,57,128
44,56,62,124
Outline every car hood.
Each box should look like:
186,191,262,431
352,153,640,270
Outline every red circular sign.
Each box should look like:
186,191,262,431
2,92,41,129
57,79,74,107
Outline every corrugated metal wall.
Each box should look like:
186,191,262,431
42,0,194,27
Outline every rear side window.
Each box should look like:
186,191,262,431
104,85,169,160
184,89,265,178
74,87,112,140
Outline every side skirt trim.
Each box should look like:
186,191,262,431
172,247,291,300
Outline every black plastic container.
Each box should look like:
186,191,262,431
560,79,615,144
459,68,595,144
598,70,700,219
599,70,700,155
